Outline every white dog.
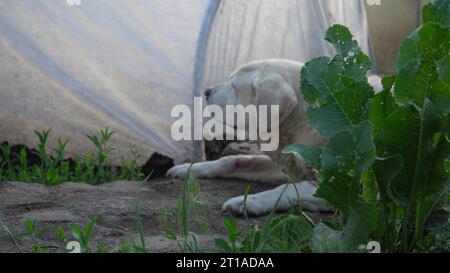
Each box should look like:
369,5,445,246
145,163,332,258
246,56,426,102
168,59,381,216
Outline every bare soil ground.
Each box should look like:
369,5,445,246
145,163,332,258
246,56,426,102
0,179,330,253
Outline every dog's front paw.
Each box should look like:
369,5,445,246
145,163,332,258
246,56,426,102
166,164,192,179
222,195,270,217
166,163,211,179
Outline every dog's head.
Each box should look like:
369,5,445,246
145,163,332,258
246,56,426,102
204,63,299,125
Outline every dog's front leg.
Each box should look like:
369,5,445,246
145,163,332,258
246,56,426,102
222,181,331,216
167,156,237,179
166,155,284,182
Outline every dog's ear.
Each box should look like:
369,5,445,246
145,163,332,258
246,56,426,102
252,74,298,123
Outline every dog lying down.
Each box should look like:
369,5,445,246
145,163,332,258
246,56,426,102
167,59,382,217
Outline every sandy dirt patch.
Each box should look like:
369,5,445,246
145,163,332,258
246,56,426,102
0,179,328,252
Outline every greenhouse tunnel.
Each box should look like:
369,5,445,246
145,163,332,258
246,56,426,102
0,0,425,167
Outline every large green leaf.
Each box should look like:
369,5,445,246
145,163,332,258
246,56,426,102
387,10,450,208
394,22,450,112
379,100,441,204
434,55,450,114
316,121,376,213
310,223,347,253
422,0,450,28
310,201,378,251
369,76,397,141
295,25,378,249
342,202,378,249
373,155,404,212
282,144,322,169
324,25,372,82
430,135,450,187
437,55,450,84
301,25,374,140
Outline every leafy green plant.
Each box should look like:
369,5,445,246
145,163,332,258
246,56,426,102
131,179,154,253
134,201,147,252
284,1,449,252
160,164,210,253
215,185,314,253
1,145,15,180
32,129,61,184
116,235,140,253
0,127,147,184
8,219,65,253
84,152,96,182
17,219,56,253
69,219,96,253
87,127,114,184
111,203,152,253
215,212,314,253
34,129,51,169
2,216,155,253
0,218,24,253
214,217,241,253
118,149,147,181
54,138,71,181
55,226,68,248
16,148,30,182
106,181,154,253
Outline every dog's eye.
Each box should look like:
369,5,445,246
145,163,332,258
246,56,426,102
231,82,236,89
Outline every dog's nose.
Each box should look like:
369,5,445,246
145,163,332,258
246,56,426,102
204,88,212,98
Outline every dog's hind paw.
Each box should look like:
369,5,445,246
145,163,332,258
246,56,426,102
222,182,331,217
222,195,269,217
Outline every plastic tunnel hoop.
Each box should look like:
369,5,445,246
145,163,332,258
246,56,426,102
192,0,222,160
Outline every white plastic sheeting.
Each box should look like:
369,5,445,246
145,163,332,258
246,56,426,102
202,0,372,90
0,0,372,164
